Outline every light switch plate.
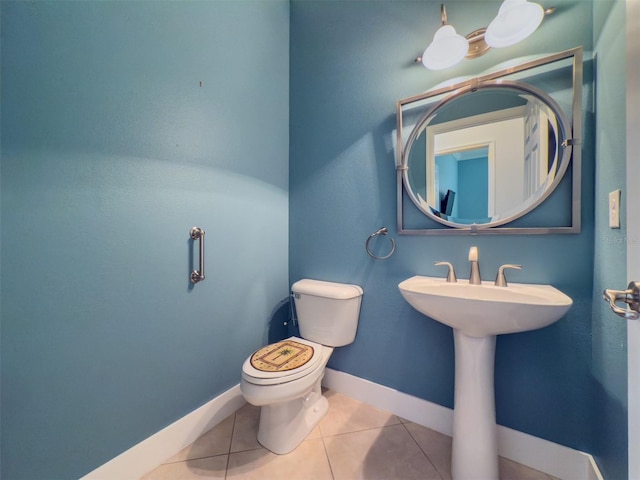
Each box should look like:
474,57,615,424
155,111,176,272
609,189,621,228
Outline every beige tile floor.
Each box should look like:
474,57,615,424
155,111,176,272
142,389,558,480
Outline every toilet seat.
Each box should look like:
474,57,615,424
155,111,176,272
242,337,324,386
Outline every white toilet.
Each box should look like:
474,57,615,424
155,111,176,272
240,278,363,454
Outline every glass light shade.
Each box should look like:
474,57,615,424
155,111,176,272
421,24,470,70
485,0,544,48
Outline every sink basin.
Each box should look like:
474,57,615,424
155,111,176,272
398,275,572,337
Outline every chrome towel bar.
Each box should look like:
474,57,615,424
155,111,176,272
190,227,205,284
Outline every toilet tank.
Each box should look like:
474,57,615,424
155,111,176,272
291,279,364,347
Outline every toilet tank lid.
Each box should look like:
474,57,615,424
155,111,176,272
292,279,363,299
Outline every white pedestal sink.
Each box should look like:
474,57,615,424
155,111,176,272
398,276,572,480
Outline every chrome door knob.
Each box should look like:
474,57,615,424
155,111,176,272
603,281,640,320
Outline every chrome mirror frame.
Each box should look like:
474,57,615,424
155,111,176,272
396,47,582,235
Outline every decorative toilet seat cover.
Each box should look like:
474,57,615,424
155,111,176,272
250,339,314,372
242,336,323,383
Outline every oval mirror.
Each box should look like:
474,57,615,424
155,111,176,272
401,80,572,229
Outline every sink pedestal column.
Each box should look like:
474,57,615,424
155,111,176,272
451,330,498,480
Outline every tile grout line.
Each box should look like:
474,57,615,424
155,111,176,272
162,452,229,466
318,418,405,439
399,421,447,480
223,409,238,479
319,427,337,480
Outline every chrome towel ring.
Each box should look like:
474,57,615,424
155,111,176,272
365,227,396,260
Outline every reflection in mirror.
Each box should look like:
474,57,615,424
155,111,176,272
406,87,561,226
436,145,489,221
396,48,581,233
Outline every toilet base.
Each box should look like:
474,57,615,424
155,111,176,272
256,380,328,455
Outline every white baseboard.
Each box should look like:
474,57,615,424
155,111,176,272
80,369,603,480
79,385,245,480
322,368,603,480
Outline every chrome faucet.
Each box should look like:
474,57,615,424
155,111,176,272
468,246,481,285
495,264,522,287
435,261,457,282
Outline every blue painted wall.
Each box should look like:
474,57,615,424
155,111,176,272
0,1,289,478
591,1,628,478
436,155,459,217
457,157,489,219
290,0,597,454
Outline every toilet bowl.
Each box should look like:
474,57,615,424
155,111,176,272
240,279,363,455
241,336,332,454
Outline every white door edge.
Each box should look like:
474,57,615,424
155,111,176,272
627,0,640,477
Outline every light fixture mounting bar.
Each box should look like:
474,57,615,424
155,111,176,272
465,28,490,59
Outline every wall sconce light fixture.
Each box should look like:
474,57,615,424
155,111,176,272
420,4,470,70
419,0,554,70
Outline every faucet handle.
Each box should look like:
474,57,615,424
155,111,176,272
495,264,522,287
435,262,457,283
